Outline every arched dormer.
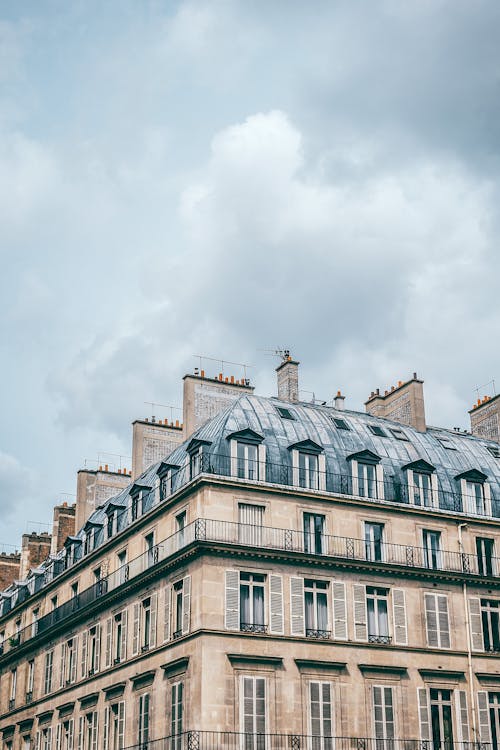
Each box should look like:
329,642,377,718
346,449,384,500
402,459,438,508
455,468,491,517
288,439,325,491
227,429,265,482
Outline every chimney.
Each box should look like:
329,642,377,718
469,393,500,443
365,373,426,432
276,356,299,403
20,531,52,579
334,390,345,410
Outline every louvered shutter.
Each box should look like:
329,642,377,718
132,602,140,655
70,637,78,683
318,453,326,491
103,707,110,750
291,450,299,488
94,624,101,672
468,597,484,651
437,595,450,648
455,690,469,743
182,576,191,635
68,720,74,750
484,482,492,516
353,584,367,641
35,732,40,750
290,577,305,636
104,617,112,668
150,591,158,647
81,630,88,678
91,712,98,750
47,728,52,750
117,703,125,750
60,642,67,688
477,691,492,743
230,439,238,477
332,581,347,640
258,444,266,481
269,574,284,634
77,718,83,750
164,585,171,642
392,588,408,645
407,469,415,505
225,570,240,630
425,594,439,647
56,724,61,750
418,688,430,741
351,460,359,495
121,610,128,659
375,464,385,499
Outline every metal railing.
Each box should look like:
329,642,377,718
122,732,492,750
3,516,500,656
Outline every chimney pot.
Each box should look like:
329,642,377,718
175,419,179,427
104,464,109,472
230,375,235,384
200,369,205,377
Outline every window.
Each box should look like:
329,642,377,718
189,448,201,479
51,595,58,611
145,532,156,568
305,579,329,638
41,728,53,750
26,659,34,701
62,637,77,685
464,480,488,516
238,503,264,546
87,625,100,674
430,689,454,748
105,703,125,750
365,522,384,562
276,406,295,420
373,686,395,746
107,511,117,538
413,472,434,507
435,436,457,450
176,511,187,547
367,587,390,644
44,650,53,693
240,573,266,633
332,417,350,430
160,470,173,500
358,462,378,499
487,445,500,459
481,600,500,652
236,442,259,480
477,537,495,577
9,668,17,708
93,567,101,583
489,693,500,750
424,593,450,648
174,581,184,639
241,676,266,744
303,513,325,555
309,681,333,750
31,608,39,637
138,694,150,747
131,494,139,521
389,428,408,441
171,682,184,745
114,611,127,664
117,550,127,585
368,425,387,438
71,581,79,599
84,712,98,750
423,530,442,570
142,598,152,651
298,451,319,490
61,720,74,750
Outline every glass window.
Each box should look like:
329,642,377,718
332,417,350,431
131,495,139,521
241,676,266,743
489,693,500,750
373,685,395,745
304,579,329,638
309,681,333,750
174,581,184,639
142,598,151,650
138,694,150,746
44,650,53,693
367,587,389,643
304,513,325,555
358,462,378,499
160,471,173,500
365,522,384,562
423,530,442,570
240,573,265,633
413,472,433,507
189,449,201,479
481,599,500,652
237,442,259,480
145,532,155,567
477,537,495,577
299,452,319,490
430,689,454,750
176,512,187,547
465,480,487,516
171,682,184,747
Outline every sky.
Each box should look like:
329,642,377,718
1,0,500,548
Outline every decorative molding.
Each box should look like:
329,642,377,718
418,669,465,681
103,682,126,700
295,659,347,673
17,718,34,733
161,657,190,678
358,664,408,676
36,710,54,724
130,669,156,689
78,692,99,709
475,672,500,685
227,654,283,667
56,701,75,717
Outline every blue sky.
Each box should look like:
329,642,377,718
1,0,500,547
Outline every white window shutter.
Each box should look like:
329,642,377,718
80,630,88,678
468,597,484,651
392,588,408,645
47,728,52,750
91,712,98,750
225,570,240,630
418,688,431,741
56,724,61,750
230,440,238,478
150,591,158,647
104,617,112,668
70,636,78,683
318,453,326,491
132,602,140,656
353,584,367,641
437,594,450,648
461,478,469,513
332,581,347,640
60,642,66,688
477,691,492,743
163,585,171,642
121,609,128,660
68,719,74,750
35,732,40,750
117,702,125,750
94,623,101,672
258,444,266,481
484,482,492,516
182,576,191,635
77,718,83,750
430,473,439,507
103,707,110,750
290,576,305,636
455,690,469,743
351,460,359,496
376,463,384,499
407,469,415,504
292,450,299,487
424,594,439,647
269,574,284,635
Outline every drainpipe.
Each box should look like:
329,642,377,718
458,522,477,741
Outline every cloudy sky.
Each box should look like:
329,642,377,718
1,0,499,548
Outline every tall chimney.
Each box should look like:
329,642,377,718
276,357,299,403
334,391,345,410
365,373,426,432
469,393,500,443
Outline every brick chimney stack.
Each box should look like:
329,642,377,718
365,373,426,432
469,393,500,443
276,355,299,403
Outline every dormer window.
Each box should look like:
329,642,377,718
107,510,117,538
130,484,150,522
403,460,438,509
157,462,180,501
186,439,211,480
289,440,326,491
456,470,491,517
227,429,265,482
131,495,139,521
347,450,383,500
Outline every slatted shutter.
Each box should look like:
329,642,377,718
164,585,171,642
291,450,299,487
230,439,238,477
484,482,492,516
68,720,74,750
392,589,408,645
121,610,128,660
455,690,469,743
47,728,52,750
351,460,359,495
35,732,40,750
94,624,101,672
258,444,266,481
353,584,368,641
225,570,240,630
269,574,284,634
132,602,140,655
60,642,67,688
148,592,157,647
91,713,98,750
425,594,439,647
117,702,125,750
332,581,347,640
477,691,492,743
375,464,385,499
104,617,112,668
56,724,61,750
103,707,110,750
437,595,450,648
318,453,326,491
290,577,305,636
182,576,191,635
468,597,484,651
77,718,83,750
418,688,430,741
81,630,88,678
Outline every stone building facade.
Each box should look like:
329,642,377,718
1,362,500,750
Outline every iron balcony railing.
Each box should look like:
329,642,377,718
122,732,492,750
4,517,500,657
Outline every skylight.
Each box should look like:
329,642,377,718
389,428,409,441
276,406,296,420
368,425,387,438
332,417,350,431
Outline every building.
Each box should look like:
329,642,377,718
1,358,500,750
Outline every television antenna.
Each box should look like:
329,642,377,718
473,379,496,399
192,355,253,379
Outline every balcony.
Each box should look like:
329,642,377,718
240,623,268,634
305,628,331,640
368,634,391,645
25,691,33,703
